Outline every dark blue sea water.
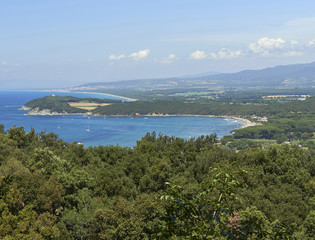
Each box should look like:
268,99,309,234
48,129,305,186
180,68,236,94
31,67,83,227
0,91,243,147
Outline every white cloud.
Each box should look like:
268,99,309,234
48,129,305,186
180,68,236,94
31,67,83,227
248,37,304,57
249,37,286,55
209,48,241,59
1,60,7,65
307,39,315,47
167,54,176,60
108,49,150,61
190,50,207,60
190,49,241,60
108,54,126,60
129,49,150,60
159,54,177,64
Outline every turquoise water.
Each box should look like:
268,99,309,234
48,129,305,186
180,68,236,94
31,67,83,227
0,91,243,147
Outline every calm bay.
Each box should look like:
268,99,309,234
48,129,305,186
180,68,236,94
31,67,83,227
0,91,243,147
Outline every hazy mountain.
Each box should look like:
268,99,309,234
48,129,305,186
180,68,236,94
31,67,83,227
73,62,315,91
180,71,221,78
208,61,315,87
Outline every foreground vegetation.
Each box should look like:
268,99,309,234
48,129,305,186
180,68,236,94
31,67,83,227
0,125,314,239
12,90,315,239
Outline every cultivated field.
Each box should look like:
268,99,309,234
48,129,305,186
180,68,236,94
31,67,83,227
68,102,112,110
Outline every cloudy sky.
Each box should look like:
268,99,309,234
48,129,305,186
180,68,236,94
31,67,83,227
1,0,315,89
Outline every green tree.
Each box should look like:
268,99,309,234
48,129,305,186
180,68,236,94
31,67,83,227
157,168,247,239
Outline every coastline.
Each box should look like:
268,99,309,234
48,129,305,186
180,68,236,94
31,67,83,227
22,107,257,129
56,89,138,102
217,115,258,129
71,91,138,102
22,89,138,102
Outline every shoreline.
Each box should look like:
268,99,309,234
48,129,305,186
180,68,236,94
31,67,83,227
21,89,138,102
22,108,257,129
56,89,138,102
68,90,138,102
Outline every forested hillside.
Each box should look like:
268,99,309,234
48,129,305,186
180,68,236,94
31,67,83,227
23,96,122,114
92,96,315,116
0,126,314,239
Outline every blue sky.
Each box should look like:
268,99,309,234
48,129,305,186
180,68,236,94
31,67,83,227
1,0,315,89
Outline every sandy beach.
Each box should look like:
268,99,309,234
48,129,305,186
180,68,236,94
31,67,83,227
67,91,138,102
30,89,138,102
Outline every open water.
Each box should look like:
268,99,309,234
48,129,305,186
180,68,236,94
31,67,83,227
0,91,243,147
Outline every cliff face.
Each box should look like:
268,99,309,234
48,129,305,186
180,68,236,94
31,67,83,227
22,106,69,116
20,106,31,111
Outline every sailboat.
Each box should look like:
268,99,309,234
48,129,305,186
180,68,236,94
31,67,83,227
86,117,90,132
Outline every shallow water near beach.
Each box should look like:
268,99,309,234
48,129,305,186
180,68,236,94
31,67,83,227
0,91,243,147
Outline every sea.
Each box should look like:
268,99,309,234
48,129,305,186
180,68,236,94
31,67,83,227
0,90,243,147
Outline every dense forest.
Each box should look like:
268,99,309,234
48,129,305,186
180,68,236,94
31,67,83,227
23,96,123,114
91,96,315,117
0,125,314,239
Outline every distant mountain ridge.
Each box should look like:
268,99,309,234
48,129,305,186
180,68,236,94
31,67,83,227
73,62,315,91
210,61,315,87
